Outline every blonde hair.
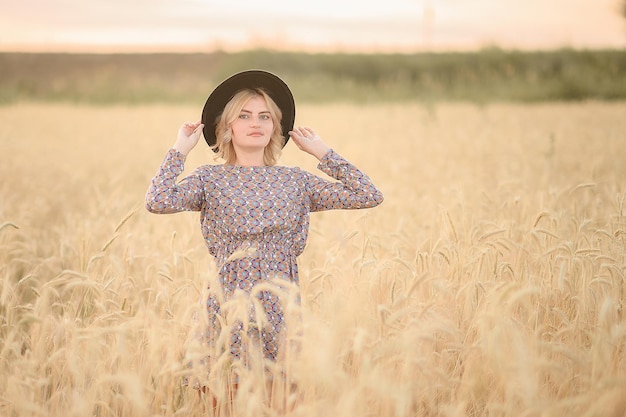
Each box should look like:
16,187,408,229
212,88,284,166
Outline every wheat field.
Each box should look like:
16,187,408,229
1,101,625,416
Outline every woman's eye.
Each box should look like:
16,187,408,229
260,115,270,120
239,114,249,119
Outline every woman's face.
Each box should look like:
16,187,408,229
230,95,274,152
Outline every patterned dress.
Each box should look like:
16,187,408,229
146,148,383,375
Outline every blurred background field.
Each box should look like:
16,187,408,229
1,99,626,416
1,49,625,105
3,0,626,415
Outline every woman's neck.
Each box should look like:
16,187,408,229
233,150,265,167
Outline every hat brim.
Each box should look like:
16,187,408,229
201,70,295,152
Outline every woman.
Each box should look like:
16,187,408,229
145,70,383,400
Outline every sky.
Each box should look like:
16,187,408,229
0,0,624,52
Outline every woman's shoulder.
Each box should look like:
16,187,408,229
271,164,307,178
273,164,300,172
189,163,225,179
194,163,300,176
197,162,248,171
194,163,306,179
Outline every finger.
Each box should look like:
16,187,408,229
185,121,202,129
294,127,311,138
305,128,318,139
289,129,305,139
289,133,305,147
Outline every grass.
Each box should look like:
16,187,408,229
1,101,626,416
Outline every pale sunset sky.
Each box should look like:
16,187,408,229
0,0,624,52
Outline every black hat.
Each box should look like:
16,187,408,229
201,70,295,152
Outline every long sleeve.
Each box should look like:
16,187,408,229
306,149,384,212
145,149,205,214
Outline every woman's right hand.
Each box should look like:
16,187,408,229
173,121,204,156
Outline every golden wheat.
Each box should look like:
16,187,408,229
1,101,625,416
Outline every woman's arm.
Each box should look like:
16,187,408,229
145,121,206,214
145,150,205,213
289,126,383,212
304,149,384,212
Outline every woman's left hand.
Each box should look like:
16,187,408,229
289,126,330,161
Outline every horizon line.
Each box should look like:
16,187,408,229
1,42,623,55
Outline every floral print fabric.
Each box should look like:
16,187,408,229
146,148,383,369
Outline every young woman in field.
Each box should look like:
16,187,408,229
145,70,383,409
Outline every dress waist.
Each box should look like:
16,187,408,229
217,239,295,266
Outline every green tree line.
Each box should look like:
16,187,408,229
1,48,624,104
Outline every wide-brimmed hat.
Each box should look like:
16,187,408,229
201,70,295,151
